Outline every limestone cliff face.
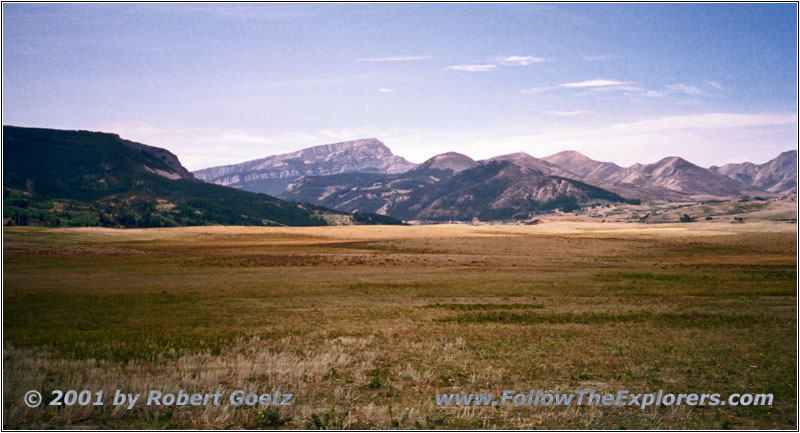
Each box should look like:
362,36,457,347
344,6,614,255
193,138,417,196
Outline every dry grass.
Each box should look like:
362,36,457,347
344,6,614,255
3,220,796,429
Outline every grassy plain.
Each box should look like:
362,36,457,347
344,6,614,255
3,220,797,429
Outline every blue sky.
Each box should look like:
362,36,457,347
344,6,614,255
3,3,797,170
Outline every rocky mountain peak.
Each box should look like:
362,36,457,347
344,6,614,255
421,152,477,173
651,156,695,176
543,150,623,181
293,138,391,159
488,152,577,178
544,150,593,164
494,151,533,161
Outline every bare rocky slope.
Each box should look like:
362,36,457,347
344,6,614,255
711,150,797,194
542,151,764,199
604,156,761,197
542,150,623,180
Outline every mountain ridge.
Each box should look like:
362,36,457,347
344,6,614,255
604,155,762,196
486,152,579,179
193,138,417,196
542,150,623,180
196,139,795,200
711,150,797,194
274,143,794,221
389,160,632,221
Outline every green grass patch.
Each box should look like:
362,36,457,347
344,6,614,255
3,289,269,362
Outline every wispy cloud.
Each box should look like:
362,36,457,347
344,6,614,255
582,54,616,61
666,83,706,96
524,78,722,98
444,64,497,72
560,79,631,88
445,55,549,72
545,110,593,116
496,55,550,66
378,88,393,93
358,55,433,62
587,84,642,93
521,86,554,94
522,78,633,94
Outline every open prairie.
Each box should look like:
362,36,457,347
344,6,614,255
3,220,796,429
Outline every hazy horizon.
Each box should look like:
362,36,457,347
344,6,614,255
3,3,797,170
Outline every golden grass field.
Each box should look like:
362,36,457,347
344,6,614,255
3,220,797,429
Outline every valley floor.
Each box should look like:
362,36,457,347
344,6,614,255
3,220,797,429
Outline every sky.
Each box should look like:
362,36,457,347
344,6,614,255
2,3,797,170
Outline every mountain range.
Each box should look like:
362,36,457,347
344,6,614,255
5,126,795,226
2,126,401,227
255,138,793,221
